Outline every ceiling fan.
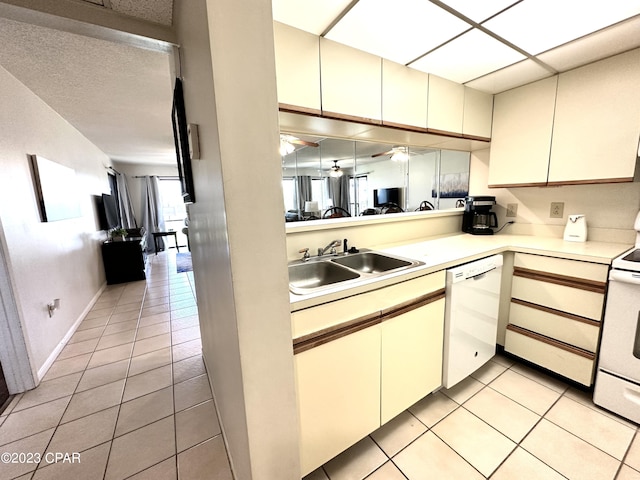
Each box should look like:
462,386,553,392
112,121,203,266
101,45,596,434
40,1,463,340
329,160,343,177
371,146,409,162
279,134,319,156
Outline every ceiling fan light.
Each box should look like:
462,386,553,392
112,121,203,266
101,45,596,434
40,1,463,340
279,138,295,156
330,160,343,177
391,148,409,162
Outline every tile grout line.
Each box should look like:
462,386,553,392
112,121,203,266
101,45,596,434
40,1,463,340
30,285,131,478
100,279,150,480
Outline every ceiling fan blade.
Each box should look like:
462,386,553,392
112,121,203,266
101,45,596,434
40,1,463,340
372,149,394,158
290,139,319,148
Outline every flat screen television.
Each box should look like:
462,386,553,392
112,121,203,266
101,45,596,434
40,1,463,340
374,187,401,207
97,193,119,230
172,78,195,204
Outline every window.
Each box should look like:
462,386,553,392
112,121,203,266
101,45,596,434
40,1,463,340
158,178,188,247
349,175,369,216
282,177,296,211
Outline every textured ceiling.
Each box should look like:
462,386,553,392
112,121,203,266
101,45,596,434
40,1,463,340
80,0,174,26
0,16,174,164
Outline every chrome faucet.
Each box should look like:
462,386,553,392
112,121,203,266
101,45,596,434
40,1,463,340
298,248,310,262
318,239,341,256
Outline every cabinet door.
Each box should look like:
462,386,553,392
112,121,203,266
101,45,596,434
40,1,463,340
463,87,493,139
548,49,640,185
320,38,382,122
488,76,557,187
273,22,321,113
295,325,381,477
381,299,444,424
382,59,428,129
427,74,464,134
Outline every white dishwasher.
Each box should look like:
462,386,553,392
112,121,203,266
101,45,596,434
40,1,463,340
443,254,503,388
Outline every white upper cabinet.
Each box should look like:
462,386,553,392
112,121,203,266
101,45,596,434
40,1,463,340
548,49,640,185
381,59,428,129
427,74,464,134
488,76,558,187
489,48,640,188
273,22,321,113
463,87,493,139
320,38,382,122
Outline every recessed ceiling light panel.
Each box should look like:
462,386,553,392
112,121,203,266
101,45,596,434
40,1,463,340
325,0,470,64
271,0,355,36
410,29,525,83
465,59,553,94
438,0,520,23
483,0,640,55
537,15,640,72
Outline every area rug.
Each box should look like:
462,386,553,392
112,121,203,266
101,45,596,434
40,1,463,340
176,252,193,273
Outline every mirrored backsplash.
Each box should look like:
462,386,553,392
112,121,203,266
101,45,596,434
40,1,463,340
281,134,470,223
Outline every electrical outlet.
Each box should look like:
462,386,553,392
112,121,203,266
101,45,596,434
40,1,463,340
550,202,564,218
506,203,518,217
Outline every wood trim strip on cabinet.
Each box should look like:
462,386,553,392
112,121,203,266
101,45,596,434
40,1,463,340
506,324,595,360
381,120,429,134
510,298,601,327
321,110,383,126
513,266,607,293
292,288,446,354
278,103,322,117
462,133,492,142
278,107,488,143
547,177,634,186
425,128,463,139
488,182,548,188
381,288,446,321
293,313,381,355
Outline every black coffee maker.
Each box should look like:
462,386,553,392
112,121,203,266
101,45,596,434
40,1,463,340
462,196,498,235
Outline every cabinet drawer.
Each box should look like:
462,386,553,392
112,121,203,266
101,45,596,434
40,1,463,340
505,326,595,386
512,276,604,321
509,300,600,352
291,271,445,341
378,270,446,313
291,289,381,340
514,253,609,283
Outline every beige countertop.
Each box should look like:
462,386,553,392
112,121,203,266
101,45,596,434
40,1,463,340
290,233,632,311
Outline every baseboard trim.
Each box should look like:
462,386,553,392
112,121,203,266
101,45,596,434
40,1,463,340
37,282,108,382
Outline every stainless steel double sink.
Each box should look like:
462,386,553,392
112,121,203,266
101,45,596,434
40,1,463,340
289,249,424,295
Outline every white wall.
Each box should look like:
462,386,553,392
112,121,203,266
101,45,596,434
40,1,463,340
470,148,640,243
286,211,463,260
0,64,111,381
174,1,299,479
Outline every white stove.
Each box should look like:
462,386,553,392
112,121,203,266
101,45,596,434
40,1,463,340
611,247,640,272
593,212,640,424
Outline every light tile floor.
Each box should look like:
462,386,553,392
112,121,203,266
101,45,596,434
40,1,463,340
0,252,233,480
306,356,640,480
3,251,640,480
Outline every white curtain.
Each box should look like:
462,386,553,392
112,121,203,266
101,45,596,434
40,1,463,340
140,176,165,253
115,172,137,229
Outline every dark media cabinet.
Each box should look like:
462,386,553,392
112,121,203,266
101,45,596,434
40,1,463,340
101,229,147,285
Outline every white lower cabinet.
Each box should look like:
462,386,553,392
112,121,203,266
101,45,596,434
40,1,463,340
381,299,444,424
504,253,608,386
295,324,381,476
293,272,445,476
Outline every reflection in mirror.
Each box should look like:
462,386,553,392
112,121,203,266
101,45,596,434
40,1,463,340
281,134,470,222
